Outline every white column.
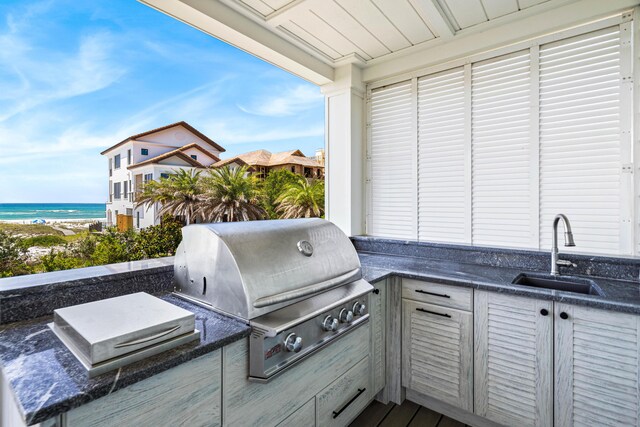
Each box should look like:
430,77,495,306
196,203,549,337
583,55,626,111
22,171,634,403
321,64,365,236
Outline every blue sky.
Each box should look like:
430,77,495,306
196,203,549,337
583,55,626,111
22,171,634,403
0,0,325,203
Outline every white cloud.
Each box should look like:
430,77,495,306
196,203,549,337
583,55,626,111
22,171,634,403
238,84,322,117
0,6,127,122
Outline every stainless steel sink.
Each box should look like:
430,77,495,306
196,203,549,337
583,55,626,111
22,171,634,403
512,273,604,296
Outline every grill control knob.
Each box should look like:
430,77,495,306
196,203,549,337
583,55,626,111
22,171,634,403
322,315,339,332
339,308,354,323
353,302,366,316
284,333,303,353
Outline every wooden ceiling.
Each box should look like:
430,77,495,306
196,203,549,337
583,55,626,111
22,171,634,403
226,0,555,63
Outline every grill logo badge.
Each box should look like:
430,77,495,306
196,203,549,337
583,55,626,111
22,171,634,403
265,343,282,360
297,240,314,257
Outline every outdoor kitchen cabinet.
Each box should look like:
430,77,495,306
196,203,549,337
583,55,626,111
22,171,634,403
475,291,640,427
316,356,371,426
554,303,640,427
474,291,553,427
277,398,315,427
64,350,222,426
401,280,473,412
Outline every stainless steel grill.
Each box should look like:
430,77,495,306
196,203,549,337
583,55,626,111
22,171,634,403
173,218,372,382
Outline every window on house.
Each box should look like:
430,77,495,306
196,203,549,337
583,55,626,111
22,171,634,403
114,154,121,169
109,158,113,177
141,148,149,156
123,181,128,198
291,166,295,173
367,24,632,255
113,182,121,199
144,173,153,182
127,149,132,165
191,155,197,160
160,173,170,179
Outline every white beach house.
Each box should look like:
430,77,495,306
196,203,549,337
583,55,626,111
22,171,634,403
101,121,226,229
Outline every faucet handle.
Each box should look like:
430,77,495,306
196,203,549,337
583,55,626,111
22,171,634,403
556,259,577,268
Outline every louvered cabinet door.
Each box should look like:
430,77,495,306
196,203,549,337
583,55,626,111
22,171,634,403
402,299,473,411
474,291,552,427
555,303,640,427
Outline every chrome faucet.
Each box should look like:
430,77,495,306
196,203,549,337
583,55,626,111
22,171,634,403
551,214,576,276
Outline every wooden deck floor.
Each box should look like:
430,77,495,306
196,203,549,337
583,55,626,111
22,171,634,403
350,400,471,427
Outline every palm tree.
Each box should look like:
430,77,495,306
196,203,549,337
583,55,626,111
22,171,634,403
276,178,324,219
197,166,267,222
136,169,204,225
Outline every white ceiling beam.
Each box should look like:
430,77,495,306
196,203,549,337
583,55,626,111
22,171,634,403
265,0,321,27
139,0,334,85
409,0,456,39
363,0,638,82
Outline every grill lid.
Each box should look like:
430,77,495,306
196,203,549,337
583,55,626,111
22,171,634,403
174,218,362,319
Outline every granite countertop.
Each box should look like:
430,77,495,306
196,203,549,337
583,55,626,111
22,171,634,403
0,294,250,426
359,252,640,314
5,246,640,425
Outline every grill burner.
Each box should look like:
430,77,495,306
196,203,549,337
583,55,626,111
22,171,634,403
173,218,372,382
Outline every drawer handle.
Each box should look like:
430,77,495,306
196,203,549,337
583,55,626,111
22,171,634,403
415,289,450,298
113,325,181,348
332,388,366,419
416,308,451,318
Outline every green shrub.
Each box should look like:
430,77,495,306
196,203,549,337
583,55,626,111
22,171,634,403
5,219,184,276
40,250,88,272
91,227,137,265
131,219,183,259
0,231,30,277
21,235,67,248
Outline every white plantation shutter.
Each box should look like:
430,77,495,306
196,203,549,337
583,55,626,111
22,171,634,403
366,21,632,255
368,80,416,238
539,27,624,254
472,51,533,248
417,67,467,243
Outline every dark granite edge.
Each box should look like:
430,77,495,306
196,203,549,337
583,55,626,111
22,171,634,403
0,266,173,300
360,258,640,315
352,236,640,282
0,257,175,295
351,236,640,264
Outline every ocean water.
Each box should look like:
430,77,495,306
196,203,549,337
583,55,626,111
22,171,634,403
0,204,106,221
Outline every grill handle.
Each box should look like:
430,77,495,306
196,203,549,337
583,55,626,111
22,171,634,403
253,268,361,308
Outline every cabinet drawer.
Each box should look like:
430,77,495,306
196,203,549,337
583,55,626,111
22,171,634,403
316,356,370,427
402,279,472,311
278,398,315,427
